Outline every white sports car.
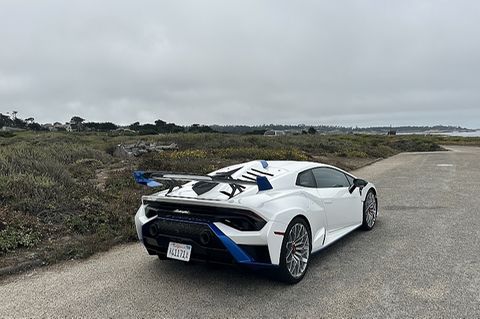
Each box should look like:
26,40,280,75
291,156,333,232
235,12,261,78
134,160,378,283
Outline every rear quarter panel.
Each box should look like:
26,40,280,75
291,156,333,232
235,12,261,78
237,190,327,252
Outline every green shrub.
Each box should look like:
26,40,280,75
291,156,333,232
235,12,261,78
0,226,42,254
0,132,15,138
214,147,309,161
337,150,369,158
0,210,43,255
139,154,227,175
0,173,62,216
69,158,104,180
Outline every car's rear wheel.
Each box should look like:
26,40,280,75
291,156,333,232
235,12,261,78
277,217,311,284
361,190,377,230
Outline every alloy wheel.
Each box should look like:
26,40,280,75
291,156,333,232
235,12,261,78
365,192,377,228
285,223,310,278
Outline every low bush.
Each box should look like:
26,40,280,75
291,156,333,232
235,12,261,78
0,132,14,138
0,226,42,254
213,147,308,161
0,210,42,255
69,158,104,180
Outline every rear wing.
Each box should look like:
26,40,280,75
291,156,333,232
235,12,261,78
133,170,273,198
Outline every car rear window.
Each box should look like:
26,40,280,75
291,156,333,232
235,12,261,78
296,169,317,188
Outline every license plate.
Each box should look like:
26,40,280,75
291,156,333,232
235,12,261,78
167,242,192,262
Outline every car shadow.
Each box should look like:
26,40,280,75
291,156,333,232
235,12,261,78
145,257,283,286
309,228,365,265
141,222,380,288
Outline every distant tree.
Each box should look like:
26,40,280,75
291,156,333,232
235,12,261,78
101,122,118,131
0,111,25,128
155,119,167,127
165,123,184,133
13,118,26,129
129,122,140,131
27,122,42,131
25,117,35,124
307,127,317,134
136,124,158,135
0,113,13,128
244,129,267,135
155,119,183,133
84,122,118,132
70,116,85,131
188,124,216,133
70,116,85,125
129,119,185,135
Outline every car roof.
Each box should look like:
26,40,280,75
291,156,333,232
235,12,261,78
263,160,327,172
214,160,351,177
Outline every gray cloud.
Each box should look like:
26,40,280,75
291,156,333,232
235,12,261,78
1,0,479,127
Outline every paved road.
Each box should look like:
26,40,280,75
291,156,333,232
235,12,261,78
1,146,479,318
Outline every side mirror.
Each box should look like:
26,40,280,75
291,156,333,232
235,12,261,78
348,178,368,194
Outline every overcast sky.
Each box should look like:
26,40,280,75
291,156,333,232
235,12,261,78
1,0,479,127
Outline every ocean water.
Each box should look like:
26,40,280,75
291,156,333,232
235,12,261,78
398,130,480,137
441,131,480,137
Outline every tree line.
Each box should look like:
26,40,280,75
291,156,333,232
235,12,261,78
0,112,42,131
0,111,470,135
0,112,216,134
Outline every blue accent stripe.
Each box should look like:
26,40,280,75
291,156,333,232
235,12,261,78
209,223,253,263
256,176,273,191
260,160,268,168
146,216,277,268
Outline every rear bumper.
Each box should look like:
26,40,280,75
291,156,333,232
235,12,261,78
141,216,275,267
135,204,285,266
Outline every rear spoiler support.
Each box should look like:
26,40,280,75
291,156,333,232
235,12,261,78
133,171,273,197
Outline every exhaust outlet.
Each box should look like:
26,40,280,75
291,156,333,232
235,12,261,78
149,223,159,237
199,230,211,245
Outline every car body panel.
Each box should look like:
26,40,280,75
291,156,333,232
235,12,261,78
319,186,362,232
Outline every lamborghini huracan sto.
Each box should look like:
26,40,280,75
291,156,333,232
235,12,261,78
134,160,378,283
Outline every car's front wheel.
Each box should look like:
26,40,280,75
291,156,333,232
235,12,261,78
361,190,378,230
277,217,311,284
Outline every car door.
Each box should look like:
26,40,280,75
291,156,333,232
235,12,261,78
295,169,328,250
312,167,362,232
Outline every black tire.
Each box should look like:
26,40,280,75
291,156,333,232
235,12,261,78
277,217,312,284
361,190,378,231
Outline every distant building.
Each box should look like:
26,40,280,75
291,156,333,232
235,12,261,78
54,122,68,131
115,127,136,133
387,129,397,136
42,122,68,131
1,126,25,132
42,123,54,131
264,130,286,137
